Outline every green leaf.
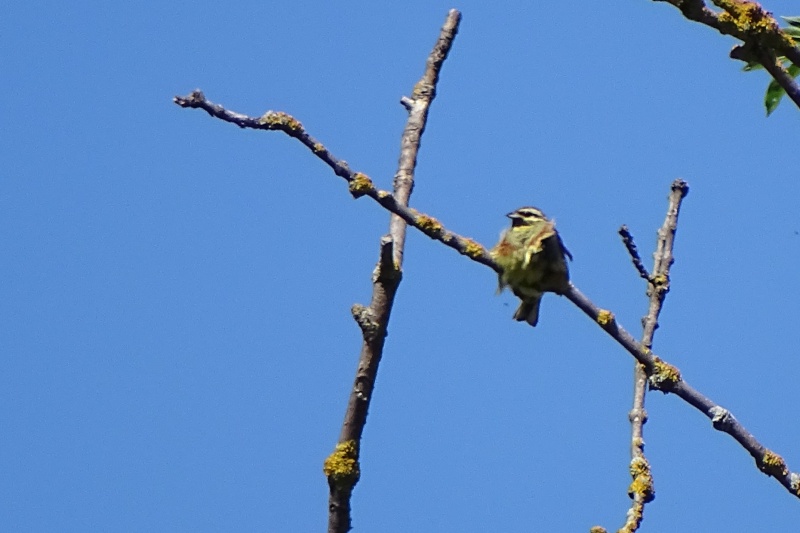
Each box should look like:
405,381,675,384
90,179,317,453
764,80,784,116
782,16,800,28
784,27,800,39
764,63,800,116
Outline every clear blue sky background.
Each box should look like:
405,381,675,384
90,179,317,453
3,1,799,531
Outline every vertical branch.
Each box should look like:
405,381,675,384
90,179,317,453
323,10,461,533
616,179,689,533
391,10,460,265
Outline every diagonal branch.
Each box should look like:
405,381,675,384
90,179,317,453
173,90,495,272
174,69,799,507
319,10,461,533
564,284,799,498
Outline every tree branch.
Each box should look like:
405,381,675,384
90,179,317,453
174,87,800,498
652,0,800,111
317,10,461,533
618,226,651,282
173,32,799,506
609,179,689,533
173,90,494,271
747,45,800,108
564,284,799,497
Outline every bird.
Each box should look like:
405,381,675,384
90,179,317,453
490,206,572,326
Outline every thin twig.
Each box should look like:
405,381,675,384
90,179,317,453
618,226,651,281
318,10,461,533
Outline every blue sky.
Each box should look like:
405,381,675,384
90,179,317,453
3,1,800,531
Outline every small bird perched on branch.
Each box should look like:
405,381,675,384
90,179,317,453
490,206,572,326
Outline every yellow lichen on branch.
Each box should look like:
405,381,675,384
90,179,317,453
715,0,796,48
258,111,303,131
323,441,361,488
649,357,682,389
597,309,615,326
416,214,444,236
348,173,376,198
462,238,486,259
628,456,656,503
759,449,789,478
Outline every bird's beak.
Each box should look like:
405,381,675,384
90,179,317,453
506,212,518,219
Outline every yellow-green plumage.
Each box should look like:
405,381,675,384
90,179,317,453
490,206,572,326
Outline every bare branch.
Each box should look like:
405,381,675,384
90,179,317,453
174,31,799,508
174,84,800,497
618,226,651,281
390,9,460,265
644,179,688,346
173,89,494,270
613,179,688,533
321,10,461,533
565,283,799,498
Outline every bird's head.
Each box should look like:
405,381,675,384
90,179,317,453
506,206,547,228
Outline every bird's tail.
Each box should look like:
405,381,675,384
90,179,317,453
513,296,542,327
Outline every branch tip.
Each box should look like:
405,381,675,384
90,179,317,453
671,178,689,196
